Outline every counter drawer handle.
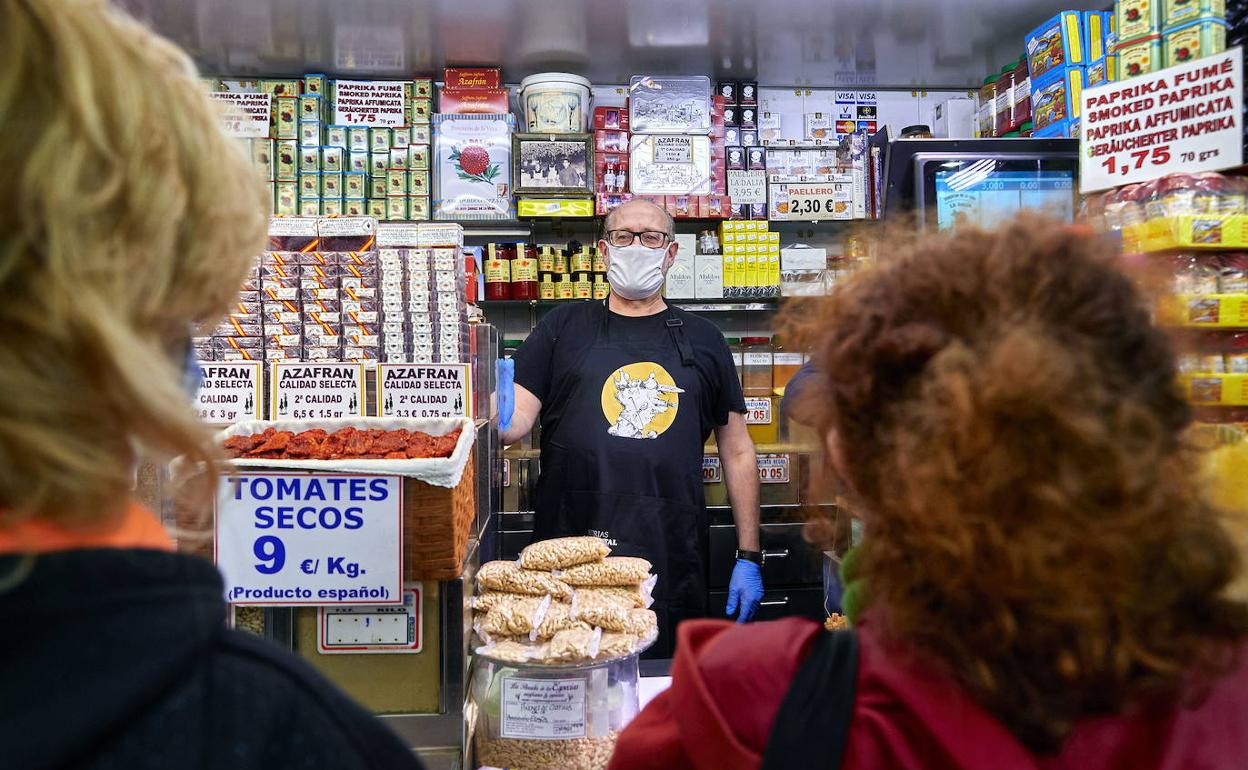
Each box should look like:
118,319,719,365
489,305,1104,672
763,549,790,560
760,597,790,607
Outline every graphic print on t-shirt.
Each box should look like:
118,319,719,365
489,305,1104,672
600,362,684,439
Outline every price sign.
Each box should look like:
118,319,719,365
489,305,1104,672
1081,49,1243,193
771,182,852,221
703,455,723,483
758,454,790,484
378,363,471,418
196,362,262,425
317,585,422,654
727,170,767,205
270,363,365,421
333,80,406,127
501,677,587,739
208,92,271,138
744,397,773,425
214,473,403,606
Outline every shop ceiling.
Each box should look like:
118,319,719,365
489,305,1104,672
120,0,1105,89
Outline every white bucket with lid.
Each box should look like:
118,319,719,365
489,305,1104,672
519,72,592,133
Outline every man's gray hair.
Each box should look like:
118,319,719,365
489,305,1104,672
603,198,675,237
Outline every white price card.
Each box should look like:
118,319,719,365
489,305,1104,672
745,397,773,425
1081,49,1243,193
195,362,262,425
703,455,723,484
771,181,853,221
208,92,271,138
214,473,403,606
333,80,407,127
378,363,471,418
501,677,587,739
270,363,365,421
317,585,422,654
727,170,767,205
758,454,790,484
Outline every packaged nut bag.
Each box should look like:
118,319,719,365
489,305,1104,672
475,638,548,664
556,556,652,586
471,591,538,613
544,627,603,662
596,632,642,659
478,595,551,637
519,536,611,570
477,560,572,599
572,592,659,637
531,601,592,641
571,577,657,611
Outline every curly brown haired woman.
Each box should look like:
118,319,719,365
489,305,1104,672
609,216,1248,770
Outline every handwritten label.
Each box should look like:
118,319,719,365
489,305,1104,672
196,362,262,425
758,454,790,484
1081,49,1243,193
654,135,693,163
501,677,587,739
208,92,272,138
378,363,471,418
703,455,723,483
214,473,403,606
745,397,773,425
727,170,767,205
270,363,365,420
333,80,406,127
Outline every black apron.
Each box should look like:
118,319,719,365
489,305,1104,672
759,629,859,770
533,301,708,659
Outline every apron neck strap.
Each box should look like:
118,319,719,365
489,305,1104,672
600,300,696,367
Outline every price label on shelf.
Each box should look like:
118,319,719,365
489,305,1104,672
333,80,406,127
758,454,790,484
501,677,587,739
207,92,271,138
270,363,365,421
744,397,773,425
377,363,471,419
196,362,262,425
771,182,853,221
1080,49,1243,193
214,473,403,606
702,455,723,484
727,170,767,205
317,585,422,654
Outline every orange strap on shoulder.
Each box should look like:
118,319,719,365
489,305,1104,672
0,502,175,554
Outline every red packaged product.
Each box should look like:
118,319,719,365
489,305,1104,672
438,88,511,114
594,105,630,131
443,68,502,89
705,195,729,218
595,130,630,154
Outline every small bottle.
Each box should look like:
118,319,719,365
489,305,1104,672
539,271,557,300
592,246,607,274
556,274,575,300
592,273,610,300
573,271,594,300
511,246,539,301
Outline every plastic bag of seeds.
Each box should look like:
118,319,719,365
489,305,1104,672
544,627,603,662
520,536,611,570
477,560,572,599
478,595,551,637
531,601,593,641
556,556,653,586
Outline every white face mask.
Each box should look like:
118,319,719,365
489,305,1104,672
606,242,669,300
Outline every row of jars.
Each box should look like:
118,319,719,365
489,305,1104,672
1174,253,1248,295
484,243,606,301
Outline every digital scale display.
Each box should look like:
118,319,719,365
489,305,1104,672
935,170,1075,230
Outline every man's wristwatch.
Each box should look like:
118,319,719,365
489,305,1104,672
735,549,764,565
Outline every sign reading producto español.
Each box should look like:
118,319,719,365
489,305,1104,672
270,363,366,421
1080,49,1243,193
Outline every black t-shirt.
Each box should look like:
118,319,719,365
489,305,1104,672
514,301,746,443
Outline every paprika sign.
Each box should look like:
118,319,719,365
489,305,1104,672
333,80,406,127
208,92,272,138
1080,49,1243,193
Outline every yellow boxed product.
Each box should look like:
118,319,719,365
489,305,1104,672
1125,215,1248,252
387,196,410,220
745,248,759,293
1183,373,1248,405
1162,294,1248,327
516,198,596,217
321,198,345,217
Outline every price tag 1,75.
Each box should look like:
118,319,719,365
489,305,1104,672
758,454,790,484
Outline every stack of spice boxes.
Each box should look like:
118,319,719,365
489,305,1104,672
719,221,780,298
379,223,468,363
595,105,631,214
193,258,263,363
1025,11,1091,138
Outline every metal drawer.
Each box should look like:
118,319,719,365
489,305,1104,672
708,522,823,588
707,586,826,623
500,529,533,561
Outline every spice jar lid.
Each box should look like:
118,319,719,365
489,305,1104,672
724,337,741,345
741,336,771,344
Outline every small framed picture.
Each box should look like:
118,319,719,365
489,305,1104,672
512,133,594,196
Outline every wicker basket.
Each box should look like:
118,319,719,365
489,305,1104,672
404,459,477,581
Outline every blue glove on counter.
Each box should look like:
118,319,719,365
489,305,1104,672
497,358,514,432
726,559,764,623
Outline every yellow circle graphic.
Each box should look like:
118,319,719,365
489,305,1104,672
600,361,684,440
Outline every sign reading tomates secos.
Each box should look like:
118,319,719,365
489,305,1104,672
1080,49,1243,193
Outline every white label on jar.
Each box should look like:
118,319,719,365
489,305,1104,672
745,397,773,425
774,353,804,366
743,352,772,366
731,353,743,368
703,455,722,483
500,677,587,739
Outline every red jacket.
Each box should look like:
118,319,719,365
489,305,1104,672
610,618,1248,770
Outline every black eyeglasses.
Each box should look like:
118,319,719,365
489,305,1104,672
605,229,671,249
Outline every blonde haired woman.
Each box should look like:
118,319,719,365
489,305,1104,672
0,2,423,768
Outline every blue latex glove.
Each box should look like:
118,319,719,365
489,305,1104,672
497,358,515,432
726,559,764,623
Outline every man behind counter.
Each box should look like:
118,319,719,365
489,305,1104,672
500,199,764,655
